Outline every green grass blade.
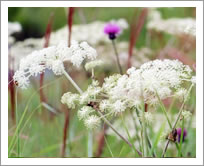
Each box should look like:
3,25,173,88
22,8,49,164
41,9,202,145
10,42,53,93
150,122,166,156
104,136,114,157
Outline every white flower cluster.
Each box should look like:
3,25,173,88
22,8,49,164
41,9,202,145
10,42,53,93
61,59,195,129
13,41,97,89
85,60,104,71
147,9,196,37
107,59,193,106
61,80,102,129
9,19,128,70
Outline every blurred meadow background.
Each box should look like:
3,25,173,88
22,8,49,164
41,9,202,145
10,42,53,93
8,7,196,158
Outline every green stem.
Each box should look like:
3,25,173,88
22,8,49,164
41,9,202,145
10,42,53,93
135,107,155,157
88,130,93,157
162,84,194,157
112,40,123,75
62,69,83,94
121,114,138,157
156,92,172,129
178,118,185,157
130,110,142,152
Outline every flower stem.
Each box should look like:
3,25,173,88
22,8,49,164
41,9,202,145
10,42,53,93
62,69,83,94
178,118,185,157
96,109,142,157
135,107,155,157
88,130,93,157
15,88,20,157
162,84,194,157
111,40,123,75
156,92,173,129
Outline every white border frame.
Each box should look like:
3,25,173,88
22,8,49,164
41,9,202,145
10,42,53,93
1,1,203,165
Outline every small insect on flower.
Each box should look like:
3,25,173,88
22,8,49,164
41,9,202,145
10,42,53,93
14,80,19,86
166,129,178,142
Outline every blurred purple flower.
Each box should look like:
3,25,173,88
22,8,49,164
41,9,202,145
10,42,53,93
104,23,121,40
177,128,187,142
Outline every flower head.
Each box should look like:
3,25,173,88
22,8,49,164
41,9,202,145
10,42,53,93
104,23,121,40
85,60,104,71
14,41,97,89
176,128,187,142
61,92,80,109
84,115,100,130
78,106,95,120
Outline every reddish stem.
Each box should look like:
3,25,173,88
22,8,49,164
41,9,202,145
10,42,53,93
67,7,75,47
61,8,75,157
95,124,108,157
61,109,69,157
145,103,148,112
39,13,54,104
128,8,148,68
9,69,16,124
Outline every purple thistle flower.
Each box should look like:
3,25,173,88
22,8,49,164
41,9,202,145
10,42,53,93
177,128,187,142
104,23,121,40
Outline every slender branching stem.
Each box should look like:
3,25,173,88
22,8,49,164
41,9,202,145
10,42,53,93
41,102,58,114
15,88,20,157
88,130,93,157
135,107,156,157
162,84,194,157
156,92,173,129
96,110,131,146
178,118,185,157
62,69,83,94
111,40,123,75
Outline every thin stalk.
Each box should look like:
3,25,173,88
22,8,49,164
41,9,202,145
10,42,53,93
61,110,69,157
156,92,172,129
130,110,142,152
62,70,83,94
135,108,155,157
178,118,185,157
140,129,144,157
41,102,58,115
15,88,20,157
96,110,131,147
162,84,194,157
142,112,148,157
104,136,114,157
121,114,138,157
111,40,123,75
88,130,93,157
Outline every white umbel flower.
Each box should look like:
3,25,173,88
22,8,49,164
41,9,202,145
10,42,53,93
112,100,126,114
14,41,98,89
85,60,104,71
144,112,153,125
175,88,188,101
99,100,111,112
61,92,80,109
78,106,95,120
107,59,194,107
84,115,100,129
181,110,192,120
